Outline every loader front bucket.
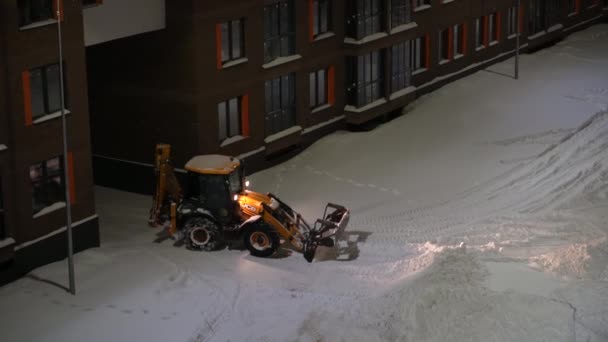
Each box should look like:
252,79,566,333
303,203,350,262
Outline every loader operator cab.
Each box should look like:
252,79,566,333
184,155,245,222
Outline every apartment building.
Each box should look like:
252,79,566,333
0,0,99,283
86,0,605,194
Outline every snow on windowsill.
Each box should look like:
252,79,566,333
83,3,102,9
489,41,499,46
439,59,450,65
528,31,547,40
414,4,432,12
390,22,418,34
303,115,345,134
262,55,302,69
443,0,455,4
475,46,486,51
508,33,518,39
344,32,388,45
264,126,302,144
33,109,71,124
223,58,248,69
345,98,387,113
314,32,335,42
237,147,265,160
389,86,417,101
0,144,7,151
33,202,66,219
412,68,427,76
547,24,564,33
220,135,246,147
311,103,332,114
19,19,58,31
568,12,578,17
0,238,15,249
454,53,464,60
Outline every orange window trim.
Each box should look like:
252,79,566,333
67,152,76,204
241,95,250,137
328,66,336,105
483,16,489,47
496,12,502,41
425,33,431,68
53,0,64,21
462,23,468,55
215,24,223,70
448,27,454,60
22,70,33,126
308,0,315,42
575,0,581,12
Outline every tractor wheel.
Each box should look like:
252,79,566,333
184,216,224,251
243,223,280,258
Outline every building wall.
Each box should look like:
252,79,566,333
83,0,166,46
87,0,606,193
0,0,99,280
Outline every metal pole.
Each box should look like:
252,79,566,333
56,0,75,295
515,0,521,79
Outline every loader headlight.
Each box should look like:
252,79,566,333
233,194,239,201
245,180,250,187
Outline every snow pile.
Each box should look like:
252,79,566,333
530,238,608,280
298,248,574,342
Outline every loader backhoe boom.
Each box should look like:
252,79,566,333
149,144,182,227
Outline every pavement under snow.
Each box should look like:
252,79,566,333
1,25,608,342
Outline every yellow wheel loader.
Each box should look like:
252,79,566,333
148,144,349,262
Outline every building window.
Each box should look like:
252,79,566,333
507,7,518,36
439,28,450,62
475,17,485,49
413,0,431,8
312,0,331,37
18,0,54,27
391,42,410,92
265,74,296,136
453,24,464,56
409,36,427,72
489,12,499,43
220,19,244,64
347,50,384,107
568,0,577,13
28,63,67,121
0,181,5,239
529,0,546,34
346,0,383,40
218,97,242,141
264,0,295,63
309,69,328,108
390,0,411,28
30,156,64,216
582,0,594,7
546,0,561,26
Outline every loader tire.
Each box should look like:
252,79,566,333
184,217,224,252
243,223,280,258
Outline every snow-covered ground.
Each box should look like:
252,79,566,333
2,25,608,342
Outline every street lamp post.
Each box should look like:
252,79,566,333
56,0,75,295
515,0,521,80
